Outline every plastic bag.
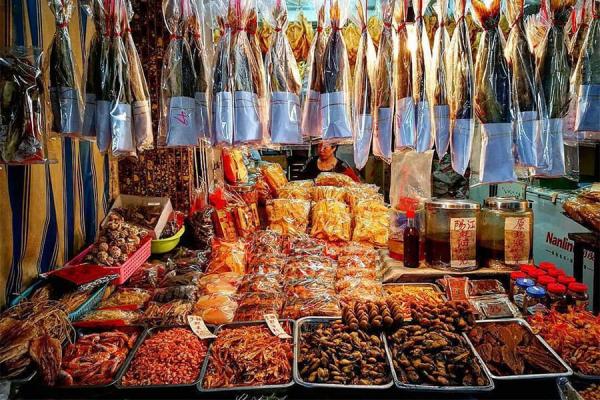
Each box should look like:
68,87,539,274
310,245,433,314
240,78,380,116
198,272,243,295
230,0,264,144
301,1,328,138
247,254,286,274
430,0,450,158
98,288,151,309
314,171,355,187
125,262,167,289
352,0,376,170
207,240,246,274
152,285,198,302
212,0,233,146
412,0,432,153
247,230,284,257
373,0,395,162
263,0,302,144
311,185,346,202
260,162,288,194
158,270,202,287
190,0,211,143
266,198,311,235
473,0,516,184
336,254,378,280
234,292,284,321
321,0,353,141
283,256,335,281
193,293,238,324
47,0,83,137
570,0,591,66
81,0,102,138
336,278,384,302
281,292,340,319
143,300,192,326
238,273,283,294
159,0,198,147
277,184,313,200
311,200,351,242
352,200,389,247
448,0,475,176
0,48,47,164
95,0,112,152
389,149,434,207
283,235,328,257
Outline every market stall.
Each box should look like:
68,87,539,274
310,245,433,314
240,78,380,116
2,0,600,399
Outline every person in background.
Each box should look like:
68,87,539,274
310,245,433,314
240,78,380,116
300,143,360,182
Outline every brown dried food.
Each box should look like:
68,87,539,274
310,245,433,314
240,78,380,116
29,335,62,386
342,300,403,332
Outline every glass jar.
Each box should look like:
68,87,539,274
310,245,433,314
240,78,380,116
425,200,480,271
547,283,568,313
523,286,547,315
567,282,590,309
558,275,576,287
538,261,556,273
479,197,533,270
389,207,425,263
510,271,527,301
536,275,556,290
529,268,547,283
514,278,535,308
548,268,566,280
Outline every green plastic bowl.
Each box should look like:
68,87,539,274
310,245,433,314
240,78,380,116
151,226,185,254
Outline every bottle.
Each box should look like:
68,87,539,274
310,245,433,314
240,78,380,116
403,210,420,268
510,271,527,301
547,283,568,313
567,282,590,309
514,278,535,308
523,286,547,315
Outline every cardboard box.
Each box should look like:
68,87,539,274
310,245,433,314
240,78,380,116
104,194,173,239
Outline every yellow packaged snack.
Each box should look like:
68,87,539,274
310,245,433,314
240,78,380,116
277,183,313,200
352,201,389,247
311,200,351,242
207,240,247,275
261,163,288,194
266,198,311,235
311,186,347,202
315,172,356,187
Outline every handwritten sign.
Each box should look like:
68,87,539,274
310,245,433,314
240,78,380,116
450,217,477,269
264,314,291,339
187,316,216,339
504,217,531,265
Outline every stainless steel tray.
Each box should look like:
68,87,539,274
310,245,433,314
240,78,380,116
293,316,394,390
116,325,214,390
467,318,573,381
556,377,600,400
197,320,295,393
383,330,494,393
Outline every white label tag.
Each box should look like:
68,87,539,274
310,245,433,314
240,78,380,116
264,314,291,339
187,315,216,339
450,217,477,269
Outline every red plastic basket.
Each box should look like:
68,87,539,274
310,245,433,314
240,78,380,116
49,236,151,285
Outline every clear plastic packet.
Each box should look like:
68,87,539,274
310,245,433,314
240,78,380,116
193,293,238,324
468,279,506,297
337,241,379,258
314,171,355,187
352,0,376,170
283,234,328,256
143,300,193,326
152,285,198,302
311,185,347,202
81,0,103,138
262,0,302,145
260,162,288,194
570,0,591,68
197,272,243,295
47,0,83,137
206,240,247,274
283,256,335,281
0,47,48,164
389,149,434,207
393,0,416,151
301,1,328,138
230,0,264,145
311,199,352,242
185,206,215,251
472,0,516,184
234,292,284,321
352,201,389,247
336,278,384,302
95,1,113,152
247,229,284,257
436,275,469,301
574,0,600,132
277,184,313,200
281,293,341,319
536,0,574,177
372,0,394,162
159,0,198,147
430,0,451,158
321,0,353,141
471,296,521,319
248,6,269,144
212,0,234,146
123,0,153,151
412,0,433,153
158,270,202,287
265,198,311,235
189,0,211,143
77,309,141,326
284,277,336,298
97,288,151,309
345,185,382,211
448,0,475,176
505,0,545,168
125,262,167,289
238,273,283,294
336,255,378,280
247,254,286,274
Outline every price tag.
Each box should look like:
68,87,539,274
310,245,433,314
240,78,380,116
264,314,292,339
187,316,216,339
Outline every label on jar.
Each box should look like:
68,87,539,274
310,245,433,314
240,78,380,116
264,314,292,339
187,316,216,339
450,217,477,269
514,293,525,308
504,217,530,265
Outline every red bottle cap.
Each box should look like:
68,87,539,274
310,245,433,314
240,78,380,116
537,275,556,287
568,282,588,293
520,264,536,275
538,261,556,272
529,269,546,280
548,269,566,278
406,210,415,219
547,283,566,295
558,276,576,286
510,271,527,280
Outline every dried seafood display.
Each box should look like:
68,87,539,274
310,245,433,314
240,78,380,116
431,0,451,158
563,189,600,231
341,300,403,331
384,285,444,317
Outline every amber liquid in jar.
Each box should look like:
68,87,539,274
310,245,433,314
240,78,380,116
425,235,452,266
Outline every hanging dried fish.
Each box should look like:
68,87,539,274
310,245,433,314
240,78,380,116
393,0,415,151
47,0,83,137
263,0,303,144
321,0,353,141
412,0,432,153
430,0,451,158
473,0,515,183
352,0,376,170
95,0,113,153
301,1,328,138
506,0,545,167
248,7,269,142
190,0,211,143
570,0,591,67
448,0,474,175
81,0,103,138
212,0,234,146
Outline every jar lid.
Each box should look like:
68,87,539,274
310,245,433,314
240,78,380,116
484,197,532,211
547,283,567,295
425,199,481,210
516,278,535,288
529,269,546,279
538,261,556,272
548,269,566,278
511,271,527,280
538,275,556,286
526,286,546,298
520,264,536,274
568,282,588,293
558,276,576,285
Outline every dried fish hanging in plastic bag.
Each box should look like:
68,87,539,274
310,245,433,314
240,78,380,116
110,0,136,158
430,0,450,158
373,0,395,162
47,0,83,137
123,0,153,151
301,1,328,138
159,0,198,147
321,0,353,141
393,0,416,151
263,0,303,145
505,0,544,167
95,0,113,153
212,0,234,146
448,0,474,175
570,0,591,66
412,0,432,153
536,0,575,176
0,48,47,164
574,0,600,132
231,0,264,145
81,0,103,138
248,7,269,143
473,0,515,183
352,0,376,169
190,0,211,143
